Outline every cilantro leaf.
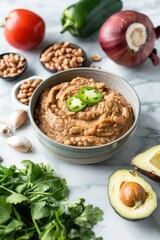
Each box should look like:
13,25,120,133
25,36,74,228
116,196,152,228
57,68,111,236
32,201,51,220
0,197,12,224
74,205,103,228
4,219,24,234
7,193,28,204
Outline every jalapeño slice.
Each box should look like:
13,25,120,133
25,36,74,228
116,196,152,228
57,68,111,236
78,86,102,105
66,94,87,112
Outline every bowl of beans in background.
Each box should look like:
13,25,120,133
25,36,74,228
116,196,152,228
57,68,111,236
39,41,87,73
0,52,28,81
11,76,44,111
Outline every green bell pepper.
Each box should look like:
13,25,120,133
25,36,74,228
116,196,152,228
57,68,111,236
61,0,123,38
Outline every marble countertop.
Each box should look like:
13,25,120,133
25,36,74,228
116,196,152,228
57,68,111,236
0,0,160,239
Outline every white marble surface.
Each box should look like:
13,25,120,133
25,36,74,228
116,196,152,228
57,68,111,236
0,0,160,239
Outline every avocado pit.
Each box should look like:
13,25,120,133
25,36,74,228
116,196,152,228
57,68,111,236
120,181,146,208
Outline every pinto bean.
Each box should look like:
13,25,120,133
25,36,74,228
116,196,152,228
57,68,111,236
0,53,26,78
40,41,85,72
113,116,125,125
17,78,43,105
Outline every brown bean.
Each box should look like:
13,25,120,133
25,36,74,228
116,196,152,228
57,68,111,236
74,49,83,57
0,64,7,71
10,73,19,77
9,62,16,68
54,50,60,57
17,93,28,99
20,84,31,89
10,68,17,73
3,55,9,60
60,47,65,54
29,87,35,92
54,62,61,70
58,55,65,61
19,98,29,104
65,47,72,53
53,43,62,50
22,89,28,93
27,92,32,97
91,54,101,62
31,80,41,88
3,69,9,75
113,116,125,125
122,107,130,119
14,54,20,63
17,69,23,74
40,56,51,63
63,58,69,65
77,57,84,63
27,79,34,84
63,65,69,70
45,46,54,53
63,41,70,48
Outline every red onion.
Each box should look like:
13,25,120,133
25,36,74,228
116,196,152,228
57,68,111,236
99,10,160,67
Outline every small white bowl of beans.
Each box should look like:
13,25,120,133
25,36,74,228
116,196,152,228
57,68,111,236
0,52,27,81
39,41,87,73
11,76,44,111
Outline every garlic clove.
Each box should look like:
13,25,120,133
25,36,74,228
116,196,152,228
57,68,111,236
6,136,32,153
0,122,11,136
9,109,28,130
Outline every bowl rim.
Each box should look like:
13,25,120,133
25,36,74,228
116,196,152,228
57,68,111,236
0,52,28,81
29,67,141,150
11,75,44,111
39,42,87,73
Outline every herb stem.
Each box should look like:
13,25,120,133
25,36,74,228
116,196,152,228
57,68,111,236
0,185,15,194
41,224,55,240
31,208,41,236
0,224,5,228
26,191,53,195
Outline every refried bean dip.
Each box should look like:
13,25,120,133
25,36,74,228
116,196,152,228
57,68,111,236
34,77,134,147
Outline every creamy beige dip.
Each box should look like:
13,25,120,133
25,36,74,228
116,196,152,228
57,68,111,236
34,77,134,147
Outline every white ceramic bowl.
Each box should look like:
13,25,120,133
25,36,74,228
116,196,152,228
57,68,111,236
11,75,44,111
29,68,141,164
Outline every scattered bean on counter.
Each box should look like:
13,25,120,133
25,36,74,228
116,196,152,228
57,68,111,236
40,41,86,72
0,53,26,78
17,78,43,105
90,54,102,62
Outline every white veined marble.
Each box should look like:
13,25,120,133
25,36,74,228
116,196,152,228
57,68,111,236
0,0,160,239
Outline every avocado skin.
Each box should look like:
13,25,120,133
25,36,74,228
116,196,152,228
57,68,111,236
107,169,157,220
131,145,160,182
132,164,160,182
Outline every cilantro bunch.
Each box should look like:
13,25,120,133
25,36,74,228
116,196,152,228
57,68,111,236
0,160,103,239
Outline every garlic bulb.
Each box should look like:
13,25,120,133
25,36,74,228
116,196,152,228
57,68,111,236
6,136,32,152
9,109,28,130
0,122,10,136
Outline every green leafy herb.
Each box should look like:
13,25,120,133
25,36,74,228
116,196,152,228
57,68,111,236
0,160,103,239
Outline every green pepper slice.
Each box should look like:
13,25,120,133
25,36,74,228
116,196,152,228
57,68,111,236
66,95,87,112
78,86,102,105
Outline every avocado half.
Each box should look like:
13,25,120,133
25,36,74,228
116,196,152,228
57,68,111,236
132,145,160,182
108,169,157,220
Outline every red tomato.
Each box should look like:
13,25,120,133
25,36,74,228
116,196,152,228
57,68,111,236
4,9,45,50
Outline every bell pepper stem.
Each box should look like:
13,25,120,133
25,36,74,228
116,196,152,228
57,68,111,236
61,19,73,33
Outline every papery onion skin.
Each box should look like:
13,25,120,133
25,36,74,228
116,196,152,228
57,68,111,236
99,10,156,67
